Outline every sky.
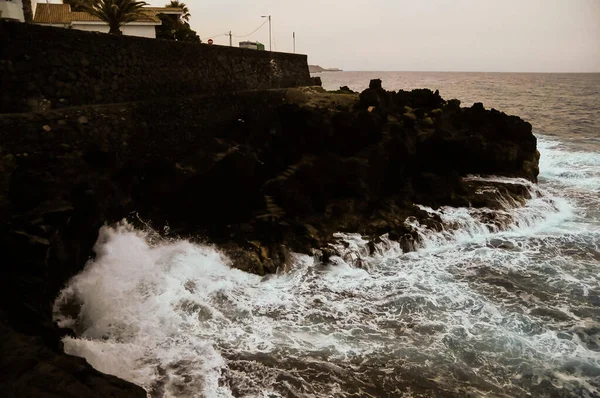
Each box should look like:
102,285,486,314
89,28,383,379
150,0,597,72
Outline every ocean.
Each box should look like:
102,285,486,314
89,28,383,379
53,72,600,397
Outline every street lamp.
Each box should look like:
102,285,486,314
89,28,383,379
261,15,271,51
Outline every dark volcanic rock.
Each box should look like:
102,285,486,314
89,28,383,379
0,82,539,394
417,102,539,181
310,76,323,86
0,320,146,398
0,82,539,277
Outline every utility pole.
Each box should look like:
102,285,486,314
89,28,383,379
293,32,296,53
228,31,232,47
261,15,272,51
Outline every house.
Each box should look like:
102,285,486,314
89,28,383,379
0,0,25,21
31,1,183,38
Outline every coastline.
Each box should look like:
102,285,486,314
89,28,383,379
0,21,541,396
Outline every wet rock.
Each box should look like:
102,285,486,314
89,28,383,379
221,243,265,275
318,247,338,264
0,321,146,398
399,233,417,252
483,277,516,291
530,308,572,322
488,238,517,250
367,240,378,255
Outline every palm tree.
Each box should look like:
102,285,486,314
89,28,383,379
166,0,190,23
80,0,148,35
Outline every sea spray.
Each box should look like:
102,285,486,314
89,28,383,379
53,140,600,397
54,223,240,397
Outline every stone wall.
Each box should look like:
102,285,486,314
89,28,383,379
0,20,312,113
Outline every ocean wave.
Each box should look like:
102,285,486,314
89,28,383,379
53,168,600,397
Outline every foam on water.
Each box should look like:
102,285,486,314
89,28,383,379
538,137,600,207
53,138,600,397
539,137,600,178
54,225,242,397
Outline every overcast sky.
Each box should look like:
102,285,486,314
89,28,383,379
148,0,599,72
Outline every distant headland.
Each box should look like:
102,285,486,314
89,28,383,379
309,64,343,73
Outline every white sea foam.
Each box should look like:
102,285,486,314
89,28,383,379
538,137,600,192
53,139,600,397
54,224,243,397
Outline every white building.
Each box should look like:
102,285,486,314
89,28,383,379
0,0,25,21
239,41,265,51
30,2,182,38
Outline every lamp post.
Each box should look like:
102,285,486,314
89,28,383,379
261,15,271,51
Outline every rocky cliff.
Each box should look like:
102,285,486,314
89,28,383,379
0,80,539,396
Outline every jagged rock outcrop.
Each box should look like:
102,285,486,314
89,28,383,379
0,81,538,395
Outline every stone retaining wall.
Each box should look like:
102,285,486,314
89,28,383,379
0,20,311,113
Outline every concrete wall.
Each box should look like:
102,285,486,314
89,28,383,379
0,1,24,21
0,20,312,113
71,22,158,38
120,24,156,38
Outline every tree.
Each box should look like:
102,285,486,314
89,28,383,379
155,0,200,42
78,0,148,35
166,0,190,22
156,14,200,42
63,0,90,12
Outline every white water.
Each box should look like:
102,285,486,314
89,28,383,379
53,137,600,397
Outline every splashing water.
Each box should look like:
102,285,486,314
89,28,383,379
53,135,600,397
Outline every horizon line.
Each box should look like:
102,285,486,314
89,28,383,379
313,70,600,74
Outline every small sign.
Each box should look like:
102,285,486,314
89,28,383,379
208,39,214,45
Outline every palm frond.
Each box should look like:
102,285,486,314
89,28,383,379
81,0,148,34
166,0,190,22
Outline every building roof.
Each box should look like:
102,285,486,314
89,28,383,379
34,3,71,24
69,10,160,23
33,3,183,25
144,7,185,15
